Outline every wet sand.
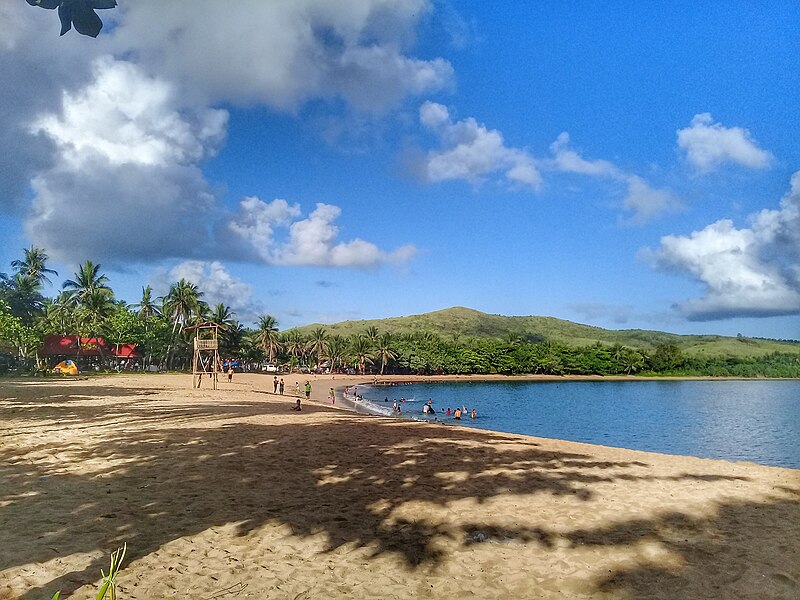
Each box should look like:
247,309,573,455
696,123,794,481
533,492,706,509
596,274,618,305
0,372,798,599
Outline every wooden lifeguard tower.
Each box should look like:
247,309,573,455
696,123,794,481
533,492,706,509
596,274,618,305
186,322,225,389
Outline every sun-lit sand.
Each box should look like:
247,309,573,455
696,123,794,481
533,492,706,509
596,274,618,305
1,372,798,599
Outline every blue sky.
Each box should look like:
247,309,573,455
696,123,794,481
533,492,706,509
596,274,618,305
2,2,799,339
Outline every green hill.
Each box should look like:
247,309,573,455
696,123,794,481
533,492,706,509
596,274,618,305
291,306,800,358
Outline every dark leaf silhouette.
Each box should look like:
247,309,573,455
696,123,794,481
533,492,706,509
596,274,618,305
26,0,118,38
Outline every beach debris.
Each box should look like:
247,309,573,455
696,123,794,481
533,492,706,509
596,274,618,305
467,531,490,543
205,581,248,598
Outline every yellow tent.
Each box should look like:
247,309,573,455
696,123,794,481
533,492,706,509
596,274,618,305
53,360,79,375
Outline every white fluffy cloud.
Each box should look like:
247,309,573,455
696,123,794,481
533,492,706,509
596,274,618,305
677,113,772,173
642,172,800,320
25,58,226,264
31,57,228,169
418,102,541,190
110,0,452,113
162,261,262,323
224,198,417,268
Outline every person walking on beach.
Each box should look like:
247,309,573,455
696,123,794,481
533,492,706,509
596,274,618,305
273,376,278,393
304,381,311,400
329,387,335,405
295,381,301,395
227,367,233,383
279,378,285,395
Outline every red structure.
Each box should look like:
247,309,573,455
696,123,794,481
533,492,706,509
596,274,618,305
40,335,141,358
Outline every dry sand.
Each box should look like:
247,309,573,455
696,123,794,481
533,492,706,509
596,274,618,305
0,372,798,599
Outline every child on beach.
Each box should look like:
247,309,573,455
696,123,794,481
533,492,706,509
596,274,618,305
329,387,335,405
305,381,311,399
291,398,302,411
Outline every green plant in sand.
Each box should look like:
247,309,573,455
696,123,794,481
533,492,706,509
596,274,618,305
51,543,126,600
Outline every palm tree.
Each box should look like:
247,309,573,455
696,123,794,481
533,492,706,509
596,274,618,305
210,303,235,328
621,348,645,375
505,333,523,348
42,292,76,335
223,320,245,356
135,285,161,318
282,330,306,371
2,273,45,325
327,335,348,373
364,325,380,346
75,287,116,366
307,327,329,370
256,314,281,365
162,279,203,331
62,260,112,305
11,246,58,286
78,288,116,333
375,332,397,375
161,279,204,368
349,335,373,375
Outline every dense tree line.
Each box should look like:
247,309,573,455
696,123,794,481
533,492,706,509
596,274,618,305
2,247,799,377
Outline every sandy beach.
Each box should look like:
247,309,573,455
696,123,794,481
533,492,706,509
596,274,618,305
0,372,798,599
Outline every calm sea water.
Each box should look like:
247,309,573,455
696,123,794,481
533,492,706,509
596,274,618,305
357,381,800,469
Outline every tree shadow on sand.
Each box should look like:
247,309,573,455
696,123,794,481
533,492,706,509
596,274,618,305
0,384,797,598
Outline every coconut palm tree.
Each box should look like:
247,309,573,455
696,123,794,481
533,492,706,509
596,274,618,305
162,279,203,331
375,332,397,375
62,260,112,306
282,330,306,372
42,291,76,335
161,279,204,368
349,335,373,375
364,325,380,346
256,314,281,365
73,287,116,366
1,273,45,325
11,246,58,287
210,303,235,328
307,327,329,370
78,288,116,333
135,285,161,318
326,334,348,373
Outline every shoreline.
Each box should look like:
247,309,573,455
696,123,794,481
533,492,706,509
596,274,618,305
309,373,800,471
